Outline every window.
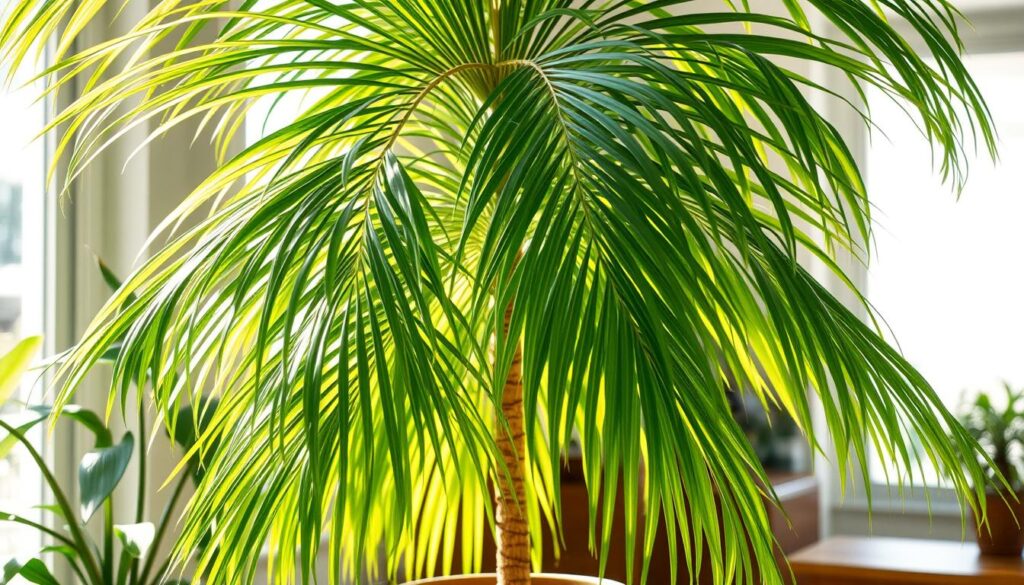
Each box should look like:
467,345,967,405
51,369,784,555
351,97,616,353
866,51,1024,483
0,57,47,556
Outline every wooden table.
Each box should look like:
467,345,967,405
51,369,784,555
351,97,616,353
790,536,1024,584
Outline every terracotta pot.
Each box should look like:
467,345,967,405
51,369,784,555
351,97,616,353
403,574,624,585
976,490,1024,557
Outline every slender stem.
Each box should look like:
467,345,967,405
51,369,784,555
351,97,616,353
131,404,147,585
0,511,89,581
67,555,90,584
138,468,190,585
0,512,75,546
0,419,105,584
116,551,132,585
486,33,530,573
103,499,114,584
135,405,147,524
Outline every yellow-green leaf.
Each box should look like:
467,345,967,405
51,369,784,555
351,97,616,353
0,337,42,405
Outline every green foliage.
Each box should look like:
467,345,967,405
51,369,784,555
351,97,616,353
957,383,1024,492
79,433,134,522
2,557,60,585
0,337,41,405
0,1,1001,584
0,337,42,459
168,396,220,484
0,338,215,585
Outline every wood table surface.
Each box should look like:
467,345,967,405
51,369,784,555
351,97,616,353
790,536,1024,584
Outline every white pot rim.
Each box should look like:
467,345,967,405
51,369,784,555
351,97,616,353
402,573,624,585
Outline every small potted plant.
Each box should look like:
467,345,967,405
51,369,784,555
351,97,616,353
0,336,214,584
958,383,1024,557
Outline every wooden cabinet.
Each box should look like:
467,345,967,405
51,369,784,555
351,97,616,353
641,471,819,584
791,537,1024,584
454,463,819,584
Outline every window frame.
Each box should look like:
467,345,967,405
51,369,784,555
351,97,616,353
816,3,1024,533
0,32,58,567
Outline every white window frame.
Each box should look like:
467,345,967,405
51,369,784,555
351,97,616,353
0,29,53,570
815,3,1024,539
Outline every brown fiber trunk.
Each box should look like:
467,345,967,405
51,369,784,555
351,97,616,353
495,297,531,585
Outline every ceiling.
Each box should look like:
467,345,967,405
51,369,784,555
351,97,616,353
956,0,1024,9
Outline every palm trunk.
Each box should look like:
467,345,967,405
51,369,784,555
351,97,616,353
495,298,531,585
489,3,528,575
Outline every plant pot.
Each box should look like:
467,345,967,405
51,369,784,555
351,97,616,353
976,490,1024,557
403,574,624,585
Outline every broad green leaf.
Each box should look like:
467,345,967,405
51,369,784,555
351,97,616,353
114,522,155,558
0,403,110,459
79,432,133,522
0,337,42,405
39,545,76,561
29,404,111,447
2,558,59,585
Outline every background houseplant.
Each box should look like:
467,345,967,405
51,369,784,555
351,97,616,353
0,1,1002,584
0,337,213,585
958,384,1024,556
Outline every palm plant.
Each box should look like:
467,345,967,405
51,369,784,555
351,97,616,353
958,384,1024,492
0,1,1000,584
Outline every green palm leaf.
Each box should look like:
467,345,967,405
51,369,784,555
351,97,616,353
0,1,997,584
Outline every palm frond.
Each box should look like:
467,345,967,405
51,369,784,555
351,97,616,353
0,1,997,584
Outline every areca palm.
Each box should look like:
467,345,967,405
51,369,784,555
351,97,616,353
0,1,998,584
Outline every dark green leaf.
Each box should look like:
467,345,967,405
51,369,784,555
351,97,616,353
94,254,137,304
170,397,220,484
29,404,111,447
79,433,133,522
2,558,59,585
